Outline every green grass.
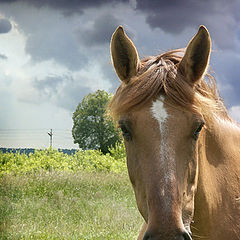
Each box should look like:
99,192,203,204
0,171,142,240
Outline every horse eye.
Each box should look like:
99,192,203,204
118,121,132,141
193,122,205,140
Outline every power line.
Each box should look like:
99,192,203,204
0,129,76,148
0,129,72,135
0,129,49,131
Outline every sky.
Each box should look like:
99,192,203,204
0,0,239,149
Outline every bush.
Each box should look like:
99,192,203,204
0,148,127,176
108,141,126,161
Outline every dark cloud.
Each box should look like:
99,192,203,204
32,74,91,111
213,54,240,107
100,60,119,93
1,0,239,111
32,75,64,98
0,53,7,60
79,14,120,47
0,18,11,33
0,0,129,15
57,80,92,111
21,11,88,71
136,0,209,33
25,34,88,71
136,0,240,49
0,3,89,71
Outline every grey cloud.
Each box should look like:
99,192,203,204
57,81,92,111
79,14,120,47
136,0,240,49
0,53,7,60
32,75,64,99
19,9,88,71
31,74,91,111
0,0,129,15
201,50,239,110
213,56,240,107
136,0,210,32
0,18,11,33
25,35,88,71
100,60,119,92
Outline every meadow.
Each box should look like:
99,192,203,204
0,146,142,239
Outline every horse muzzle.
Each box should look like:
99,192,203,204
143,229,192,240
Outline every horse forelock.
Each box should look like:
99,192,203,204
108,49,230,125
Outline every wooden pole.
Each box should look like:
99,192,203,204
48,129,53,148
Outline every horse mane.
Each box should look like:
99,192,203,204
108,49,230,124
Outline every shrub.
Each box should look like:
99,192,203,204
0,148,127,176
108,141,126,161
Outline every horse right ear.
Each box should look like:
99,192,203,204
110,26,140,83
179,25,211,85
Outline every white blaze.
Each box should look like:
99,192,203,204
151,96,176,201
151,96,168,130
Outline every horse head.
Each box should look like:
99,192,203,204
109,26,211,240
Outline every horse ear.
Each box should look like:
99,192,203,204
179,25,211,84
110,26,140,83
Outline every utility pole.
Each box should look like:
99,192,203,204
48,129,53,148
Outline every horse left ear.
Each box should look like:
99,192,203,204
110,26,140,83
179,25,211,84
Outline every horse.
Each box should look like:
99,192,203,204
108,25,240,240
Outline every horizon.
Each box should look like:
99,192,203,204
0,128,77,149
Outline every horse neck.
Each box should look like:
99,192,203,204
194,115,240,238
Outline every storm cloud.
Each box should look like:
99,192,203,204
136,0,240,49
0,0,129,15
79,14,120,47
22,9,88,71
31,74,92,111
212,52,240,107
32,75,64,98
0,18,11,33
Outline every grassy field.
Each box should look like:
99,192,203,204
0,170,142,240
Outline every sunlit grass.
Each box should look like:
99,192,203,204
0,171,142,239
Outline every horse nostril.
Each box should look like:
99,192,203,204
182,231,192,240
143,231,151,240
143,230,192,240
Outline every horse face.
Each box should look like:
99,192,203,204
119,98,204,238
110,25,211,239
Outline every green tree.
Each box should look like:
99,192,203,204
72,90,121,154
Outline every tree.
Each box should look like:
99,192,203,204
72,90,121,154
